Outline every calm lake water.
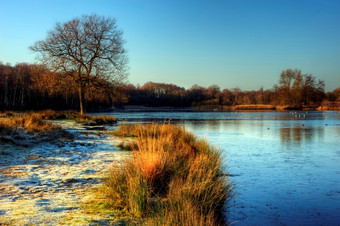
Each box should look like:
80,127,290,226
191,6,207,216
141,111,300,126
105,111,340,225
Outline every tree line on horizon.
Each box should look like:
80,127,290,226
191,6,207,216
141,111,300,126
1,14,339,113
123,69,338,108
0,63,339,111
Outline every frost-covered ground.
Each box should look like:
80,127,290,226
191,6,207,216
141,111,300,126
0,120,129,225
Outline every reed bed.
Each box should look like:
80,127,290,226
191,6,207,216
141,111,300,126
76,114,117,125
37,109,79,120
29,109,118,125
0,112,75,147
105,123,232,225
0,110,117,125
0,113,61,134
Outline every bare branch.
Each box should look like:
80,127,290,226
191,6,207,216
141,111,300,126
30,14,128,114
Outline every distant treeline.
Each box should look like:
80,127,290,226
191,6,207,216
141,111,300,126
123,69,339,109
0,63,126,111
1,63,339,110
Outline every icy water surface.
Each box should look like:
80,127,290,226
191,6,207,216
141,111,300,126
107,111,340,225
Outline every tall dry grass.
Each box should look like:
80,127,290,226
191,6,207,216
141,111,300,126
32,109,118,125
37,109,79,120
0,113,61,134
36,109,118,125
88,115,117,125
0,109,117,125
105,123,232,225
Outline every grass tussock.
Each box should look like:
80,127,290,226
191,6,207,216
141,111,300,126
37,109,79,120
0,110,117,125
104,123,232,225
76,114,117,125
0,112,73,146
0,113,61,134
110,123,146,137
36,109,118,125
90,115,117,125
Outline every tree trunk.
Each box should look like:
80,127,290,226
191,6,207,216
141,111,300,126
78,86,85,115
20,77,25,107
4,75,8,107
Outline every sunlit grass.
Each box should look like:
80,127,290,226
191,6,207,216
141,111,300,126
0,113,61,134
37,109,79,120
0,110,117,125
28,109,117,125
104,123,232,225
0,112,73,146
111,123,148,137
0,110,117,146
80,115,118,125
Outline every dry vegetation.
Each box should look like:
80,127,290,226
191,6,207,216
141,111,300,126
103,123,232,225
1,110,117,125
2,63,338,112
0,110,117,147
37,109,78,120
0,112,60,134
0,112,72,147
37,109,118,125
76,114,117,125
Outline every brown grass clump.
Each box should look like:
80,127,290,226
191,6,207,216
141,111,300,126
91,115,117,125
9,109,118,125
0,113,60,134
104,123,232,225
111,123,148,137
33,109,79,120
0,113,72,146
76,114,117,125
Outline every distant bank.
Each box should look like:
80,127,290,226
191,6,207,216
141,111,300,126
109,103,340,112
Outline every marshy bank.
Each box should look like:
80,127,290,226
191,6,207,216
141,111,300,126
93,111,340,225
103,123,232,225
0,112,232,225
0,110,118,147
0,112,71,147
0,117,129,225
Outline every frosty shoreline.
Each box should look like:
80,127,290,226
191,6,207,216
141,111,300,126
0,120,129,224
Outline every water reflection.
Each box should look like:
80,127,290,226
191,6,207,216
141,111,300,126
105,111,340,225
279,127,324,147
110,110,338,122
180,119,328,148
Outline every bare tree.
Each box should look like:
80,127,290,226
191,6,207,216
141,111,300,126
30,14,127,114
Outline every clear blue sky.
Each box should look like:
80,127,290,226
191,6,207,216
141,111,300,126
1,0,339,91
